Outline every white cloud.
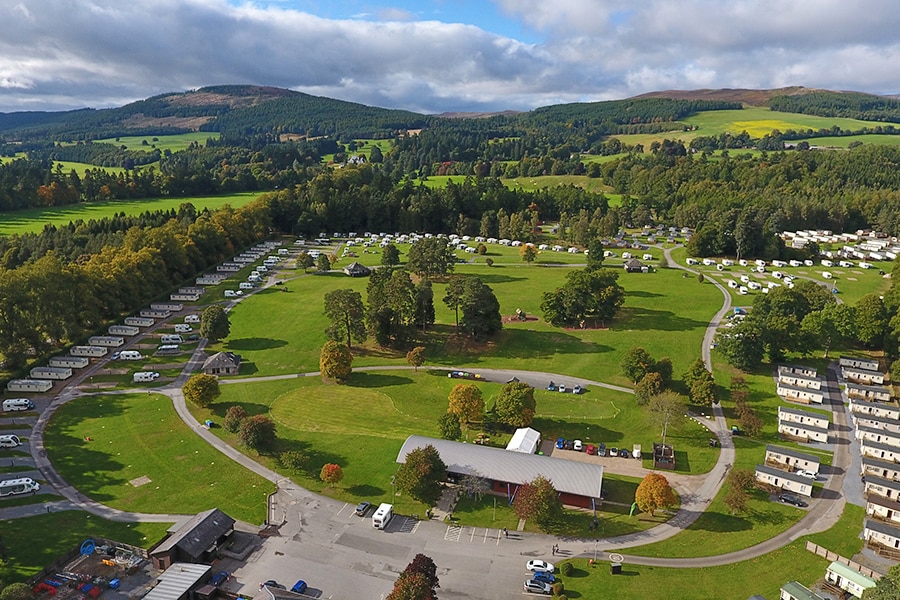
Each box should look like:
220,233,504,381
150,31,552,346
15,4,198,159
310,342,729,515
0,0,897,115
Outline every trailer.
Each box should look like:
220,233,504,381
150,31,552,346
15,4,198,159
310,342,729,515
30,366,73,380
151,302,183,312
140,309,170,319
70,345,108,357
88,336,125,347
6,379,53,393
216,265,240,272
196,276,223,285
178,287,205,296
125,316,155,327
109,325,140,336
170,293,200,302
49,356,90,369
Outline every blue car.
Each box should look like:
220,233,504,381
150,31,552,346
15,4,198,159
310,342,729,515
291,580,308,594
533,571,556,584
210,571,229,587
555,437,565,449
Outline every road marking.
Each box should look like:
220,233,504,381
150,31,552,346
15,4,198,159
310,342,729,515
336,503,349,516
444,524,462,542
482,528,489,543
469,527,475,542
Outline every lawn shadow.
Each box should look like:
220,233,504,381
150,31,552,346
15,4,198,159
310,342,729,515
687,511,753,532
613,307,707,332
627,290,664,298
237,362,259,376
209,402,271,418
469,273,527,285
346,484,385,496
226,337,288,351
275,438,345,475
475,329,614,361
347,372,414,388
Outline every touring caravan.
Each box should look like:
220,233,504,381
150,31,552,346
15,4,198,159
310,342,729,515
0,478,40,496
161,334,184,344
133,371,160,383
0,434,21,448
372,503,393,530
2,398,35,412
118,350,143,361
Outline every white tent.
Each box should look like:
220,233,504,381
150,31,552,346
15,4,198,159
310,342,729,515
505,427,542,454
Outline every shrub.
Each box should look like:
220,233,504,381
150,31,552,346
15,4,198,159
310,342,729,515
558,561,573,576
551,581,565,595
278,450,307,472
223,405,247,432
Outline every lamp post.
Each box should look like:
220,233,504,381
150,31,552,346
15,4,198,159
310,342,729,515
391,475,395,498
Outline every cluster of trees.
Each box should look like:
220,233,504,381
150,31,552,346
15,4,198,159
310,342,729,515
682,359,717,406
441,381,537,440
729,377,762,436
541,267,625,328
222,405,277,453
619,347,674,404
769,90,900,124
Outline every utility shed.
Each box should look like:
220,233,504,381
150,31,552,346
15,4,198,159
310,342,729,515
505,427,542,454
142,563,211,600
149,509,235,570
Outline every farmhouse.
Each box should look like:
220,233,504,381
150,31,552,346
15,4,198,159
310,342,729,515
841,356,880,371
6,378,53,393
865,475,900,500
847,382,892,403
765,445,821,474
825,560,877,598
780,581,823,600
142,563,211,600
843,367,885,386
202,352,242,376
342,262,371,277
778,420,829,443
850,398,900,420
396,435,604,510
861,439,900,463
866,494,900,526
149,508,235,570
857,425,900,449
778,406,830,430
505,427,542,455
754,464,813,497
853,413,900,435
777,382,825,404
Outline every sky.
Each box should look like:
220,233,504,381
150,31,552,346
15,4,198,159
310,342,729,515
1,0,899,115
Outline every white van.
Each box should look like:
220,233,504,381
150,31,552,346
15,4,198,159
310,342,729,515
372,503,393,530
161,334,183,344
174,324,192,333
184,314,201,324
133,371,160,383
0,478,40,496
257,265,268,273
0,434,21,448
2,398,34,412
118,350,143,361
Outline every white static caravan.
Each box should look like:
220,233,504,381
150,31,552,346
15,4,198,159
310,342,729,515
862,457,900,483
6,379,53,393
754,464,813,497
841,356,880,371
777,372,821,390
856,426,900,450
764,445,821,475
125,316,155,328
216,265,240,272
140,309,171,319
170,293,200,302
846,382,891,403
196,276,224,285
30,366,72,380
777,382,825,404
49,356,89,369
843,367,885,386
778,364,818,379
178,287,205,296
850,398,900,420
778,406,830,430
88,336,124,348
70,345,108,357
109,325,140,337
151,302,183,312
865,476,900,501
862,439,900,463
778,420,829,443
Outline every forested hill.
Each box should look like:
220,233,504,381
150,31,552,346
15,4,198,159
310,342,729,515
768,90,900,123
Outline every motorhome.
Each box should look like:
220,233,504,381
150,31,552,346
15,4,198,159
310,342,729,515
0,434,21,448
133,371,160,383
372,503,393,529
184,314,201,324
174,324,192,333
2,398,34,412
0,478,40,496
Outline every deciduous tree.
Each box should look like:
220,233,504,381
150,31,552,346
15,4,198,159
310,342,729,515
437,412,461,440
381,243,400,267
634,372,663,405
223,405,247,433
635,473,677,517
447,384,484,424
407,237,456,279
320,463,344,487
316,253,331,273
541,268,625,328
621,347,655,383
238,415,275,451
494,382,536,427
406,346,426,371
386,554,440,600
856,293,888,348
513,475,562,525
519,244,537,263
647,391,686,445
319,340,353,383
182,374,221,408
200,304,230,342
723,468,755,514
395,445,446,505
324,288,366,348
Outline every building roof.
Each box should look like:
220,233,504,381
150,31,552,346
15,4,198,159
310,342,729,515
862,455,900,473
202,352,242,371
827,560,877,588
396,435,603,499
841,355,879,365
506,427,541,454
342,262,371,276
776,383,825,396
765,444,820,465
778,363,818,376
850,398,900,415
755,463,811,486
866,493,900,512
142,563,211,600
623,258,644,269
868,475,900,492
781,581,823,600
778,406,828,419
843,366,884,377
847,382,891,395
778,420,829,435
151,508,235,558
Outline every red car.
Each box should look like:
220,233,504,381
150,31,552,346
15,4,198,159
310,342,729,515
585,444,596,455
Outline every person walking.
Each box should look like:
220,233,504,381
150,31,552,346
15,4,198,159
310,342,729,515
503,527,508,538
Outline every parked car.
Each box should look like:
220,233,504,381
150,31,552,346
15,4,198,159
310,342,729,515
355,501,372,516
564,440,575,451
109,351,120,360
778,493,807,507
585,444,595,455
572,384,583,394
796,469,817,480
448,371,483,380
210,571,229,587
290,580,308,594
547,381,556,391
557,384,567,393
573,439,583,451
555,438,565,449
526,560,555,573
619,448,630,458
260,580,285,590
597,443,607,457
524,579,553,594
187,334,200,341
609,447,619,457
532,571,556,584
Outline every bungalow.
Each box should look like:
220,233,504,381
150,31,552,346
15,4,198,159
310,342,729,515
861,439,900,463
843,367,885,386
863,519,900,552
777,372,822,390
850,398,900,420
825,560,877,598
847,382,892,403
866,494,900,526
853,413,900,435
841,356,880,371
779,419,829,443
765,445,821,475
778,364,818,379
863,456,900,481
201,352,242,376
777,382,825,404
778,406,830,430
780,581,823,600
857,425,900,449
865,475,900,500
342,262,371,277
754,464,813,497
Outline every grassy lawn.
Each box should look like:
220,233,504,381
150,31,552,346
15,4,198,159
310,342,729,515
417,174,612,194
554,503,865,600
0,192,263,236
0,512,171,583
96,132,218,153
43,393,273,523
796,134,900,148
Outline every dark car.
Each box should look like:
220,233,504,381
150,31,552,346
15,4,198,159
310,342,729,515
532,571,556,584
291,580,308,594
187,334,200,341
619,448,630,458
555,437,565,449
609,447,619,457
778,493,807,507
547,381,556,391
564,440,575,451
210,571,229,587
355,501,372,516
260,580,285,590
597,443,607,457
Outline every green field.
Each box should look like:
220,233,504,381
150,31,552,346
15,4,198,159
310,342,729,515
96,132,219,153
796,134,900,148
418,174,613,194
0,192,262,235
43,393,273,523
